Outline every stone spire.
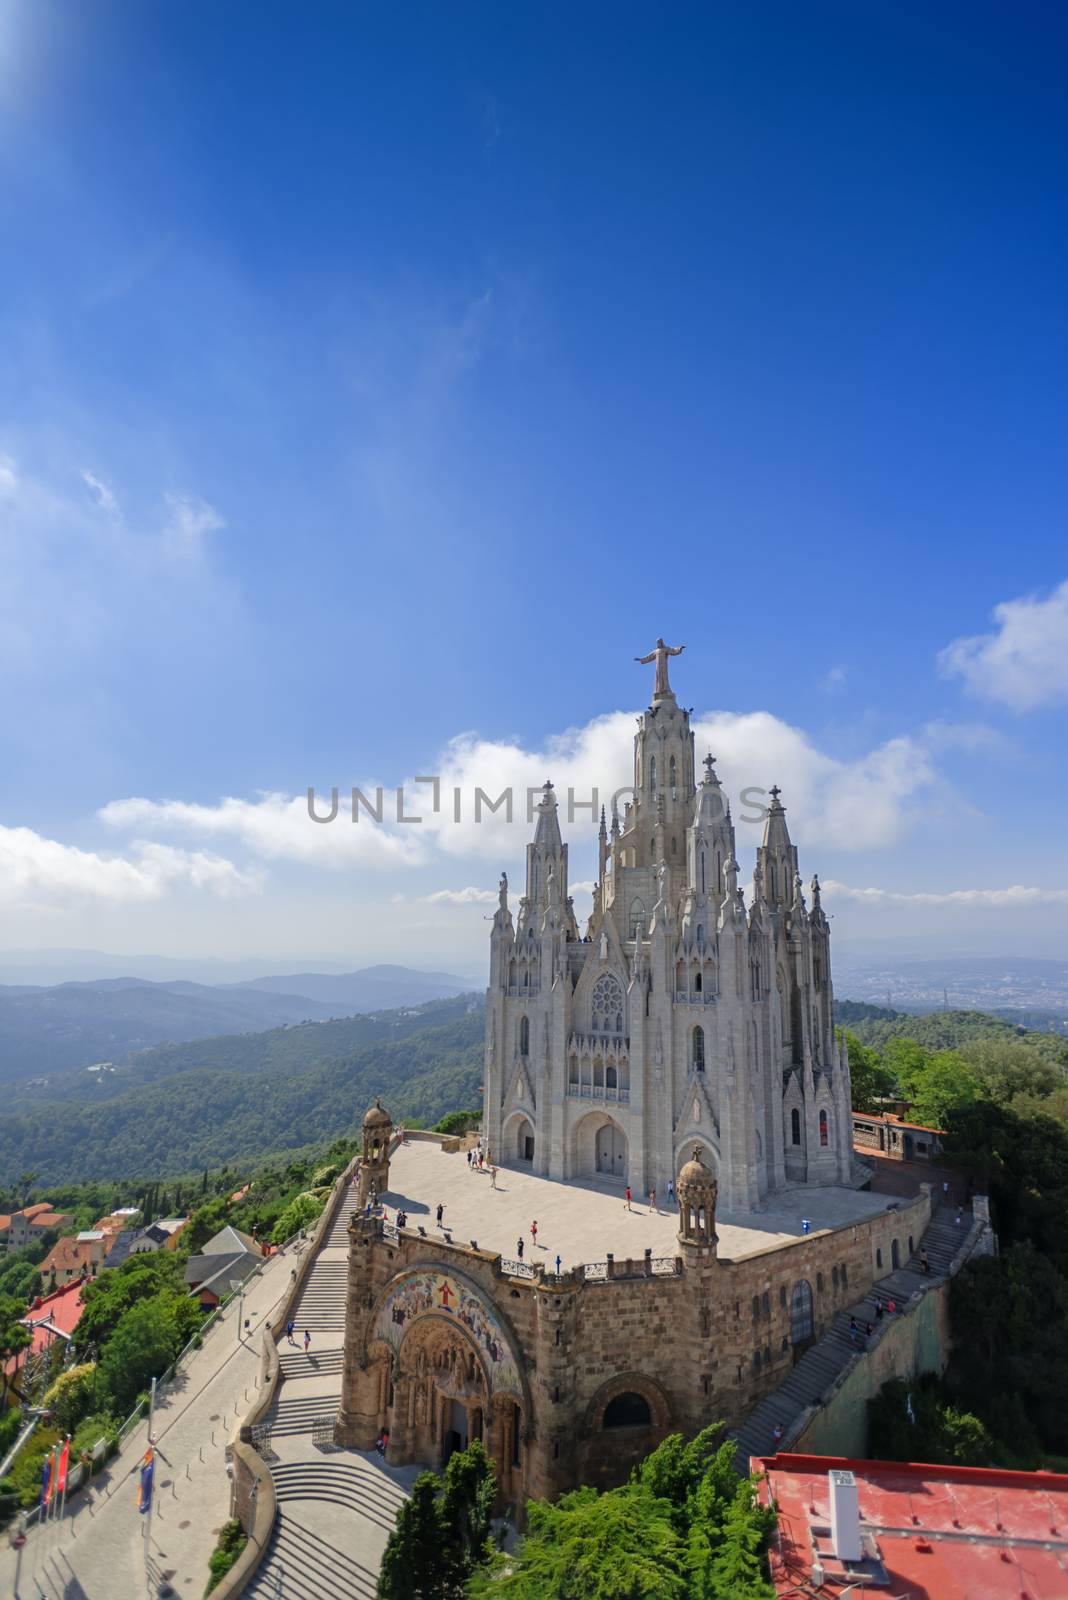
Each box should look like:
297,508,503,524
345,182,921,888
756,785,799,912
526,780,568,908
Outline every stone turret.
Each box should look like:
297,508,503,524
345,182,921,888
358,1098,392,1206
676,1145,718,1255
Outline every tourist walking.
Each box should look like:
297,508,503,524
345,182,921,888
490,1165,497,1189
555,1254,561,1276
667,1179,675,1206
772,1422,784,1446
531,1220,538,1248
955,1210,963,1227
286,1320,295,1345
942,1179,950,1200
467,1149,473,1170
624,1185,632,1212
303,1329,311,1353
517,1236,524,1260
887,1297,897,1315
875,1298,884,1321
436,1202,444,1227
649,1189,658,1214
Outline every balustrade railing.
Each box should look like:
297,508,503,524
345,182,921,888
500,1257,535,1279
567,1083,630,1103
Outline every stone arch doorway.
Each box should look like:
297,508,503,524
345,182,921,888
515,1117,535,1163
502,1111,536,1164
571,1111,629,1183
596,1122,626,1177
580,1372,671,1487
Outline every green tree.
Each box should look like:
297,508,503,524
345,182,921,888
378,1473,445,1599
97,1299,179,1415
0,1295,32,1406
842,1032,896,1113
42,1363,100,1433
708,1480,776,1600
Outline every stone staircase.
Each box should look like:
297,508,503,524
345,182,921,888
731,1203,975,1473
243,1183,416,1598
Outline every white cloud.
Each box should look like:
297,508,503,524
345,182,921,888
0,824,258,908
822,879,1068,907
98,705,937,889
82,470,119,519
823,665,846,692
422,886,498,905
160,493,225,561
100,792,424,870
939,579,1068,710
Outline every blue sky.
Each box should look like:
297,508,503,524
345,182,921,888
0,1,1066,976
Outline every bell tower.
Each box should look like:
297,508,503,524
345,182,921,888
358,1098,393,1206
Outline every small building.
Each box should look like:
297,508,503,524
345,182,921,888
852,1110,944,1162
102,1229,138,1270
756,1451,1068,1598
184,1225,263,1307
38,1231,107,1287
3,1203,74,1253
129,1216,189,1254
1,1280,86,1408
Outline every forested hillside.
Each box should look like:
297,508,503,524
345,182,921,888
836,1000,1068,1067
0,1003,484,1182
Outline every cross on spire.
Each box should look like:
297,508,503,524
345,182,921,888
703,752,716,778
769,785,782,803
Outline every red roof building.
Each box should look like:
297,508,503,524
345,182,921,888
2,1280,87,1406
757,1452,1068,1600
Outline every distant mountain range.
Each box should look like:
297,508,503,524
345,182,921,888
0,994,485,1183
0,964,472,1084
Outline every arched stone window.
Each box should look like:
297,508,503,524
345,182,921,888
891,1238,900,1270
628,898,647,940
790,1280,814,1345
649,755,657,793
606,1064,617,1089
692,1026,705,1073
519,1016,530,1057
791,1108,801,1146
669,754,678,794
592,974,625,1035
603,1391,651,1429
695,971,703,993
819,1109,829,1147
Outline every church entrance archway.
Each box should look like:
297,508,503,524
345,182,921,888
596,1122,627,1177
515,1117,535,1162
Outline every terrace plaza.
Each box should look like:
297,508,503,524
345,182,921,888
379,1136,894,1268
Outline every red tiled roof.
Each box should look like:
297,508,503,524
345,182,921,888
758,1452,1068,1600
2,1280,86,1386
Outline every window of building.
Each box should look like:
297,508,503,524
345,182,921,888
790,1280,814,1345
695,971,702,993
791,1108,801,1145
519,1016,529,1057
649,755,657,793
592,973,625,1035
876,1248,882,1270
693,1026,705,1073
603,1392,651,1429
819,1109,829,1147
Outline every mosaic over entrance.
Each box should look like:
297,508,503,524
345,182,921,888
372,1266,523,1399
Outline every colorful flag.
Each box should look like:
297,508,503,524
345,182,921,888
138,1448,154,1514
40,1454,52,1507
56,1437,70,1496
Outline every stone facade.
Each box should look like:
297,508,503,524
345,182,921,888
482,649,857,1211
335,1115,930,1510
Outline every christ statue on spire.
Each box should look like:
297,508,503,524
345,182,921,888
634,637,685,697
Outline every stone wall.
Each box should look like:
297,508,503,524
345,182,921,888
337,1186,931,1508
790,1278,950,1459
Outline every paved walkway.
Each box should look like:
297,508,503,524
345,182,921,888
383,1140,895,1268
246,1187,420,1600
1,1245,296,1600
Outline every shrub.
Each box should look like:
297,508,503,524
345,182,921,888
205,1517,248,1594
42,1363,99,1434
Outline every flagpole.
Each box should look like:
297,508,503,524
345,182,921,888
59,1434,70,1523
49,1442,60,1521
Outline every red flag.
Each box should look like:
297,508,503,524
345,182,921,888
56,1437,70,1496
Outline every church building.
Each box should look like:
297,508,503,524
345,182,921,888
482,640,857,1210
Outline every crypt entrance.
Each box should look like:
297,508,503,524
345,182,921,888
362,1263,531,1510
